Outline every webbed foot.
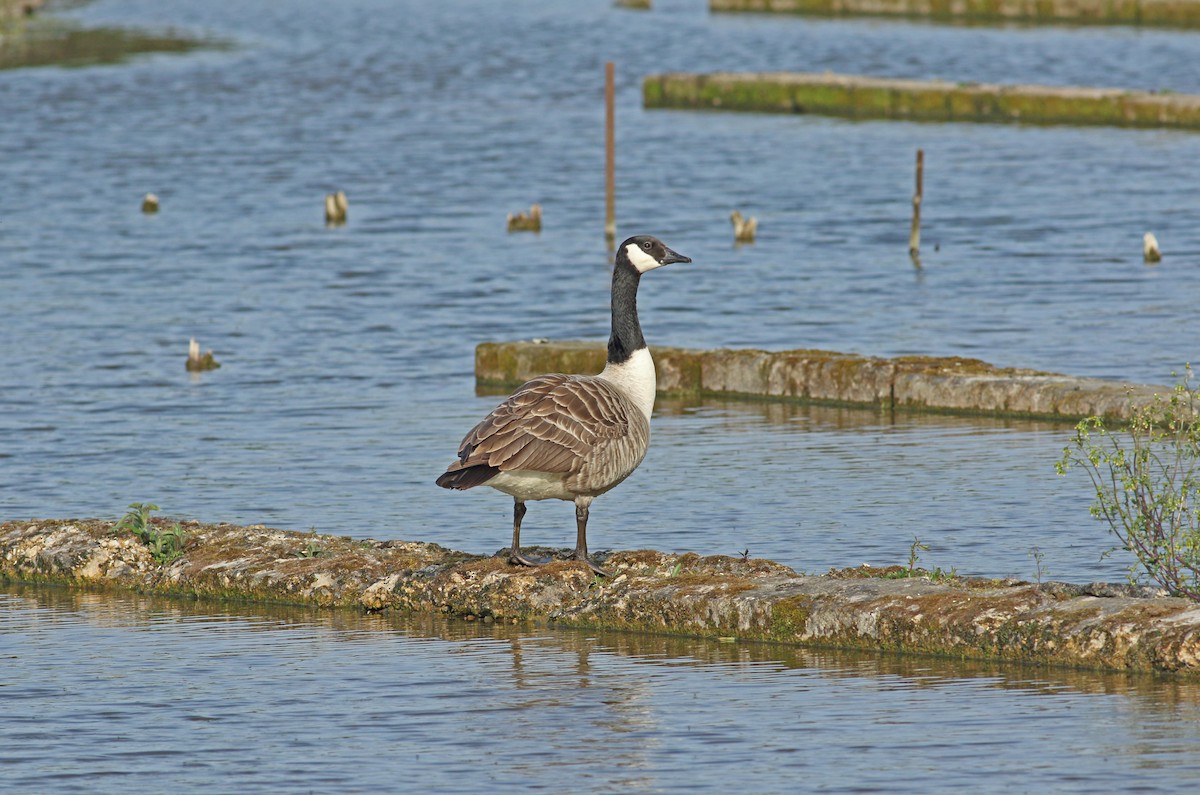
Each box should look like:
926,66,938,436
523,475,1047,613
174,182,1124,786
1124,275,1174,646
508,550,548,568
568,552,609,578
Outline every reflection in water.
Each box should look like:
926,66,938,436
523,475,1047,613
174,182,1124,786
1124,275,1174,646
4,584,1200,793
652,393,1070,434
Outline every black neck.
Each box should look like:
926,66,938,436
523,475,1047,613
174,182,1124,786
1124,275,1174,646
607,260,645,365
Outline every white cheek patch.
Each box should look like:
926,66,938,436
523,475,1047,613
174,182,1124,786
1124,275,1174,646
625,244,662,273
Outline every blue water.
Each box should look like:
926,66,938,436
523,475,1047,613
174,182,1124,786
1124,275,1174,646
4,2,1200,790
3,0,1194,585
4,584,1200,794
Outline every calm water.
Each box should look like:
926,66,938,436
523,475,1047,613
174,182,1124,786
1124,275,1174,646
2,8,1200,582
4,584,1200,794
9,5,1200,790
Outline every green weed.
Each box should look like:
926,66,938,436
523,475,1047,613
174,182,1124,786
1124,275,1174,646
1030,546,1049,585
1057,371,1200,601
906,535,929,574
114,502,186,565
881,536,957,583
294,529,324,559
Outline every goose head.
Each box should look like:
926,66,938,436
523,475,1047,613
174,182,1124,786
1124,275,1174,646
619,235,691,274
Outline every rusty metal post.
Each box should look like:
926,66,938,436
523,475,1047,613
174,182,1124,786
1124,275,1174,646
605,62,616,244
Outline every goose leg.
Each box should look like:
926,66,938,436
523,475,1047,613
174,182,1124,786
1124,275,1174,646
569,497,608,577
508,500,545,567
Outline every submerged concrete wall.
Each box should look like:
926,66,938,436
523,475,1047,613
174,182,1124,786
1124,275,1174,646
709,0,1200,27
3,519,1198,674
643,72,1200,129
476,340,1165,423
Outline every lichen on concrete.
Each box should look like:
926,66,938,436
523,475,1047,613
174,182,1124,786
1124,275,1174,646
643,71,1200,130
3,518,1199,674
474,340,1166,423
708,0,1200,28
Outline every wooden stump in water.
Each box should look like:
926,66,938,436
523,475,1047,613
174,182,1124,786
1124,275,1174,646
908,149,923,263
1143,232,1162,263
324,191,348,226
605,61,616,243
730,210,757,243
506,203,542,232
186,337,220,372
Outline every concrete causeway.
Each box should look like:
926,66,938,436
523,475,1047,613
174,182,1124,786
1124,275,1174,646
476,340,1167,423
643,71,1200,130
708,0,1200,28
3,518,1198,674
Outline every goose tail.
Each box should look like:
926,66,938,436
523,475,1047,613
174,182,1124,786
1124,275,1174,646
435,463,500,490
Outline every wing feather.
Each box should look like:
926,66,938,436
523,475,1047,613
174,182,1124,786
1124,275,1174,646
451,374,637,476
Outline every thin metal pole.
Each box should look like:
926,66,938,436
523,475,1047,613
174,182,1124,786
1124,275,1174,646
908,148,923,261
605,61,616,244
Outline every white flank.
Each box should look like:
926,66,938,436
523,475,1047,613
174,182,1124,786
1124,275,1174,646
625,243,665,273
487,469,573,501
598,347,656,421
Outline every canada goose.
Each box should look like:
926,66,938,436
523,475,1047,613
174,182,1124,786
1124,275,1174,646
730,210,757,243
1143,232,1162,263
325,191,348,225
507,203,542,232
436,235,691,575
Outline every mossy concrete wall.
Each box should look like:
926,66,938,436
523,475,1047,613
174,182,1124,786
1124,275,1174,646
643,71,1200,129
476,340,1164,423
709,0,1200,27
4,519,1198,674
0,0,41,22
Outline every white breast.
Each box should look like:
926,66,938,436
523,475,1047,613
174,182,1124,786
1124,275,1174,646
596,347,656,421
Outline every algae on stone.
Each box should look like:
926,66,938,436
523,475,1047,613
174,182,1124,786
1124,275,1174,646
474,339,1166,423
707,0,1200,27
643,72,1200,130
3,518,1200,674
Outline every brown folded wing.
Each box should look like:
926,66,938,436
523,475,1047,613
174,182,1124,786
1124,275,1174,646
441,374,649,493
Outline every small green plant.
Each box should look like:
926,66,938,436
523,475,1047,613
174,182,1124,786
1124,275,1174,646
906,535,929,575
928,566,957,583
294,529,324,558
880,536,957,582
113,501,158,536
1030,546,1048,585
1057,373,1200,601
296,541,324,558
114,502,187,564
667,561,683,577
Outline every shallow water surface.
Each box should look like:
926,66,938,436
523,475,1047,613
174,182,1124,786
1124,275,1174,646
4,584,1200,794
9,4,1200,792
2,0,1197,585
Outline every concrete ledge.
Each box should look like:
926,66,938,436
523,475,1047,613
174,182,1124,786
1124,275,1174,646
643,71,1200,129
709,0,1200,27
0,0,43,23
476,340,1165,422
3,519,1198,674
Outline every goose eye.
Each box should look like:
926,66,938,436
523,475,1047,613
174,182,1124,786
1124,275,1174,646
642,241,652,250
